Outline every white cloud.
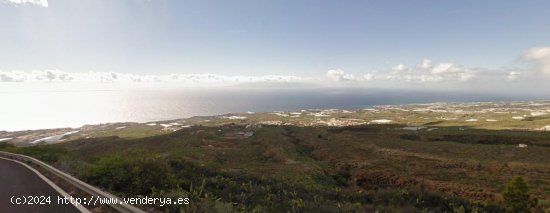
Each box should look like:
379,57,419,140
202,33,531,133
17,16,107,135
386,60,477,83
6,0,48,7
391,64,407,72
417,59,432,69
326,69,357,82
2,47,548,91
431,63,460,74
0,70,309,86
506,71,521,81
0,62,523,89
457,70,476,82
522,47,550,75
326,69,378,82
363,73,374,81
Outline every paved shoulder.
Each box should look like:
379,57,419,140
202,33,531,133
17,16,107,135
0,157,80,213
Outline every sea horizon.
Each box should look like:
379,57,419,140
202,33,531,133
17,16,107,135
2,86,548,132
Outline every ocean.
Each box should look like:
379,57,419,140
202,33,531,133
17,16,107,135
0,86,543,131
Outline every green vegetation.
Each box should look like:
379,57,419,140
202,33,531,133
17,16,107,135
1,144,69,163
3,123,550,212
0,142,14,149
502,177,537,212
79,151,176,195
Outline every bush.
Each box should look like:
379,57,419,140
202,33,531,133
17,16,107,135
12,145,69,163
400,134,421,141
502,176,537,213
80,151,176,195
0,142,14,149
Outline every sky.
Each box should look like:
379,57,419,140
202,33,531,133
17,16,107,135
1,0,550,92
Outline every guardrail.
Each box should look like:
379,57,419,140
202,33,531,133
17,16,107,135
0,151,145,213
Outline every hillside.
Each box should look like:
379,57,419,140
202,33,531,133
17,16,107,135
2,101,550,212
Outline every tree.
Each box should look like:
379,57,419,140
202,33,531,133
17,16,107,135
502,177,537,213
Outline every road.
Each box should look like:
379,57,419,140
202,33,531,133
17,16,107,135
0,157,81,213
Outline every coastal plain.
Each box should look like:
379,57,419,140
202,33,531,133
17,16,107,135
2,101,550,212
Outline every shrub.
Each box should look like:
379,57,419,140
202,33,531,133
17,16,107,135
0,142,14,149
502,176,537,213
12,145,69,163
80,151,176,195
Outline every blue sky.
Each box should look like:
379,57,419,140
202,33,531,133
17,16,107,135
1,0,550,90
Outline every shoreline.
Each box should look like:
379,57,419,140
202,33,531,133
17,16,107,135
2,100,550,146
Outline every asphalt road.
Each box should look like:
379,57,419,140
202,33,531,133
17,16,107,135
0,157,80,213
